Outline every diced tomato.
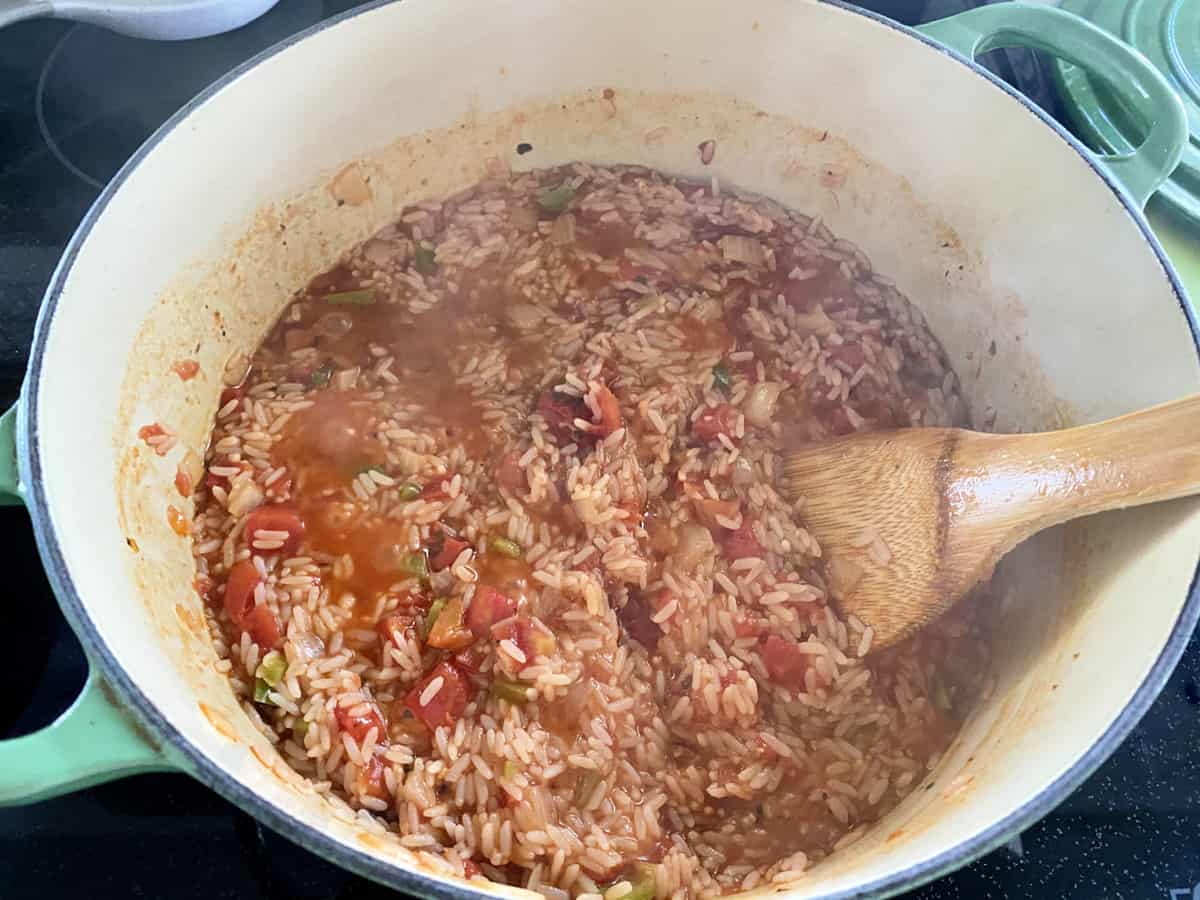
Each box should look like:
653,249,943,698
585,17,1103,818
223,560,262,625
431,535,471,572
219,385,244,408
335,700,387,743
463,860,482,879
722,517,764,560
760,635,811,689
829,343,866,370
689,493,741,530
451,645,487,674
404,662,473,731
358,751,390,799
195,576,218,609
466,585,517,637
693,404,739,442
284,328,315,352
138,423,167,442
172,359,200,381
244,603,283,650
536,390,589,443
734,617,765,638
592,384,623,436
377,612,417,650
826,406,856,436
618,592,662,651
495,450,526,493
426,596,475,650
243,504,306,557
491,615,557,667
421,477,452,501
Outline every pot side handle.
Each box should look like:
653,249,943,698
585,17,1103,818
0,404,176,805
917,2,1188,210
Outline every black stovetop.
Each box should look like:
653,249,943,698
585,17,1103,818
0,2,1197,898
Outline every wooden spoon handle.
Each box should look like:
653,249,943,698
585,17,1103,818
956,393,1200,544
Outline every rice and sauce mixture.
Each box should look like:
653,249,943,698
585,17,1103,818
189,163,992,897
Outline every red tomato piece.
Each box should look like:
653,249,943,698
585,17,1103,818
536,390,588,443
404,662,472,731
358,751,390,799
243,504,306,557
618,592,661,651
466,585,517,637
829,343,866,370
421,477,452,501
495,450,526,493
219,385,244,408
244,604,283,650
463,860,482,879
760,635,811,689
431,535,470,572
722,517,764,560
693,404,739,442
491,615,557,666
593,384,623,436
223,560,261,626
335,700,387,744
377,612,417,650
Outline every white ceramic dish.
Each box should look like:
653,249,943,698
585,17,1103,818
0,1,1196,897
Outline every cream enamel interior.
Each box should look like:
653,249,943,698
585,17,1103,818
31,0,1200,896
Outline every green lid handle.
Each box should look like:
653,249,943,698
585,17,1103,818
0,401,176,804
918,2,1188,209
0,669,176,805
0,404,24,505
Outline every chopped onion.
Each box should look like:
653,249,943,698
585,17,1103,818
314,311,353,340
506,302,546,330
719,234,766,267
290,631,325,663
674,523,715,571
548,212,576,246
794,306,836,336
509,205,539,231
332,367,360,391
362,239,397,266
226,478,264,517
731,456,755,487
744,381,786,428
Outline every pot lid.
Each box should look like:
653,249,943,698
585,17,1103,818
1055,0,1200,223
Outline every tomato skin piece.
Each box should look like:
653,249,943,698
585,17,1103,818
466,585,517,637
694,404,739,442
223,560,261,626
593,384,623,436
244,604,283,649
243,505,305,557
760,635,811,688
491,615,556,666
358,751,390,799
404,662,473,731
496,450,526,493
722,517,764,560
426,596,475,650
431,536,470,572
335,701,387,743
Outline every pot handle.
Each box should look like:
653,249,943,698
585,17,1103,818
0,404,176,804
917,2,1188,209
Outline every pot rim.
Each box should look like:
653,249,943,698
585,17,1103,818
19,1,1200,897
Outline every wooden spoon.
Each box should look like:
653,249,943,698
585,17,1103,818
782,394,1200,650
